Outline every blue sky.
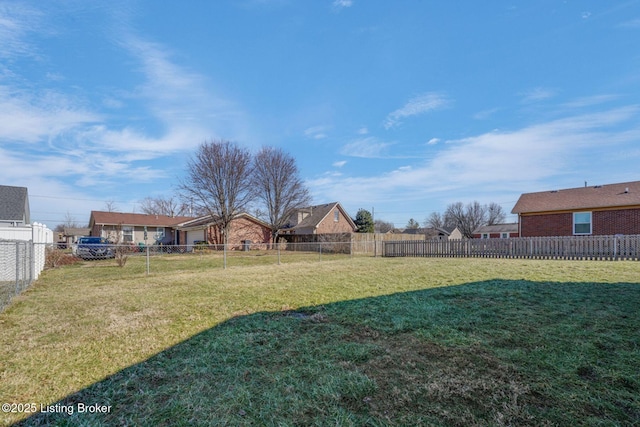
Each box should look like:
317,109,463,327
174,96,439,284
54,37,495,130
2,0,640,229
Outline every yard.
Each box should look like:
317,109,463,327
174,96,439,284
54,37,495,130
1,255,639,426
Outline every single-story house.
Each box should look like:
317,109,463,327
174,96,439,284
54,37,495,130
89,211,194,244
435,226,464,240
278,202,357,235
177,212,271,249
389,226,463,240
57,227,91,248
0,185,30,226
472,223,519,239
390,227,426,235
511,180,640,237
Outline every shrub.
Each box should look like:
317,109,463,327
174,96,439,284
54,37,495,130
45,247,81,269
114,245,133,268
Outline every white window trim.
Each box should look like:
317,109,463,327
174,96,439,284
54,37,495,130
501,232,509,238
334,210,339,222
481,233,489,239
573,211,592,235
122,226,134,242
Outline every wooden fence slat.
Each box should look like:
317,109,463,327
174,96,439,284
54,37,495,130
383,235,640,261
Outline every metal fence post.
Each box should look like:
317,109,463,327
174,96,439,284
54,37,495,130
15,241,20,294
277,242,281,265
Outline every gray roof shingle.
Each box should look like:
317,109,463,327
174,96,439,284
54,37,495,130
0,185,29,222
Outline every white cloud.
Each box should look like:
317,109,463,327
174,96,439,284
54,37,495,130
357,127,368,135
0,16,240,211
618,18,640,29
311,107,640,210
333,160,347,168
520,87,556,103
116,33,252,146
332,0,353,11
384,92,452,129
473,107,499,120
304,125,328,139
340,137,392,158
0,3,44,61
561,94,619,109
427,138,440,145
0,86,100,143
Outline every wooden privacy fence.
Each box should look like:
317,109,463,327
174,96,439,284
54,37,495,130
350,233,425,256
383,235,640,261
280,233,425,256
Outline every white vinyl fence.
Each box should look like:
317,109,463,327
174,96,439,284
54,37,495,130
0,223,53,311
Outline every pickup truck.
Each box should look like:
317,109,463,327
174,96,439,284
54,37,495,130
73,237,115,260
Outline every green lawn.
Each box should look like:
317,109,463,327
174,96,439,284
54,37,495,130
1,256,639,426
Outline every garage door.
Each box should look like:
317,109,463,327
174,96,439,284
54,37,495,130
186,229,205,246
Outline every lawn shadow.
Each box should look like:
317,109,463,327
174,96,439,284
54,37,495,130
13,279,640,426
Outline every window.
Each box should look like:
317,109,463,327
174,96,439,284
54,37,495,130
481,233,489,239
334,210,339,222
156,227,165,239
573,212,592,235
122,226,134,242
501,232,509,238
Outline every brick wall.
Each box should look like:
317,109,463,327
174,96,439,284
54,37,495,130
594,209,640,235
520,208,640,237
204,217,271,248
315,208,355,234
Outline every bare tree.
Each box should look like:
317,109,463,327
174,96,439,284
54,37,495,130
466,201,486,236
444,201,466,230
486,202,506,225
55,211,80,232
374,219,394,233
104,200,119,212
139,196,190,217
443,200,506,238
424,212,445,229
179,139,254,247
252,146,311,242
444,201,482,238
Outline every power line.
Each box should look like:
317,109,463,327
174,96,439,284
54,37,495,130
30,194,132,203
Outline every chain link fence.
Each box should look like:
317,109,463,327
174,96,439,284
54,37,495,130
0,240,40,312
71,241,362,259
0,234,414,310
64,241,369,273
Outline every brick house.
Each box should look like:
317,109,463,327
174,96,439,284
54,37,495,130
511,181,640,237
472,223,519,239
177,213,271,249
278,202,357,235
89,211,194,244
